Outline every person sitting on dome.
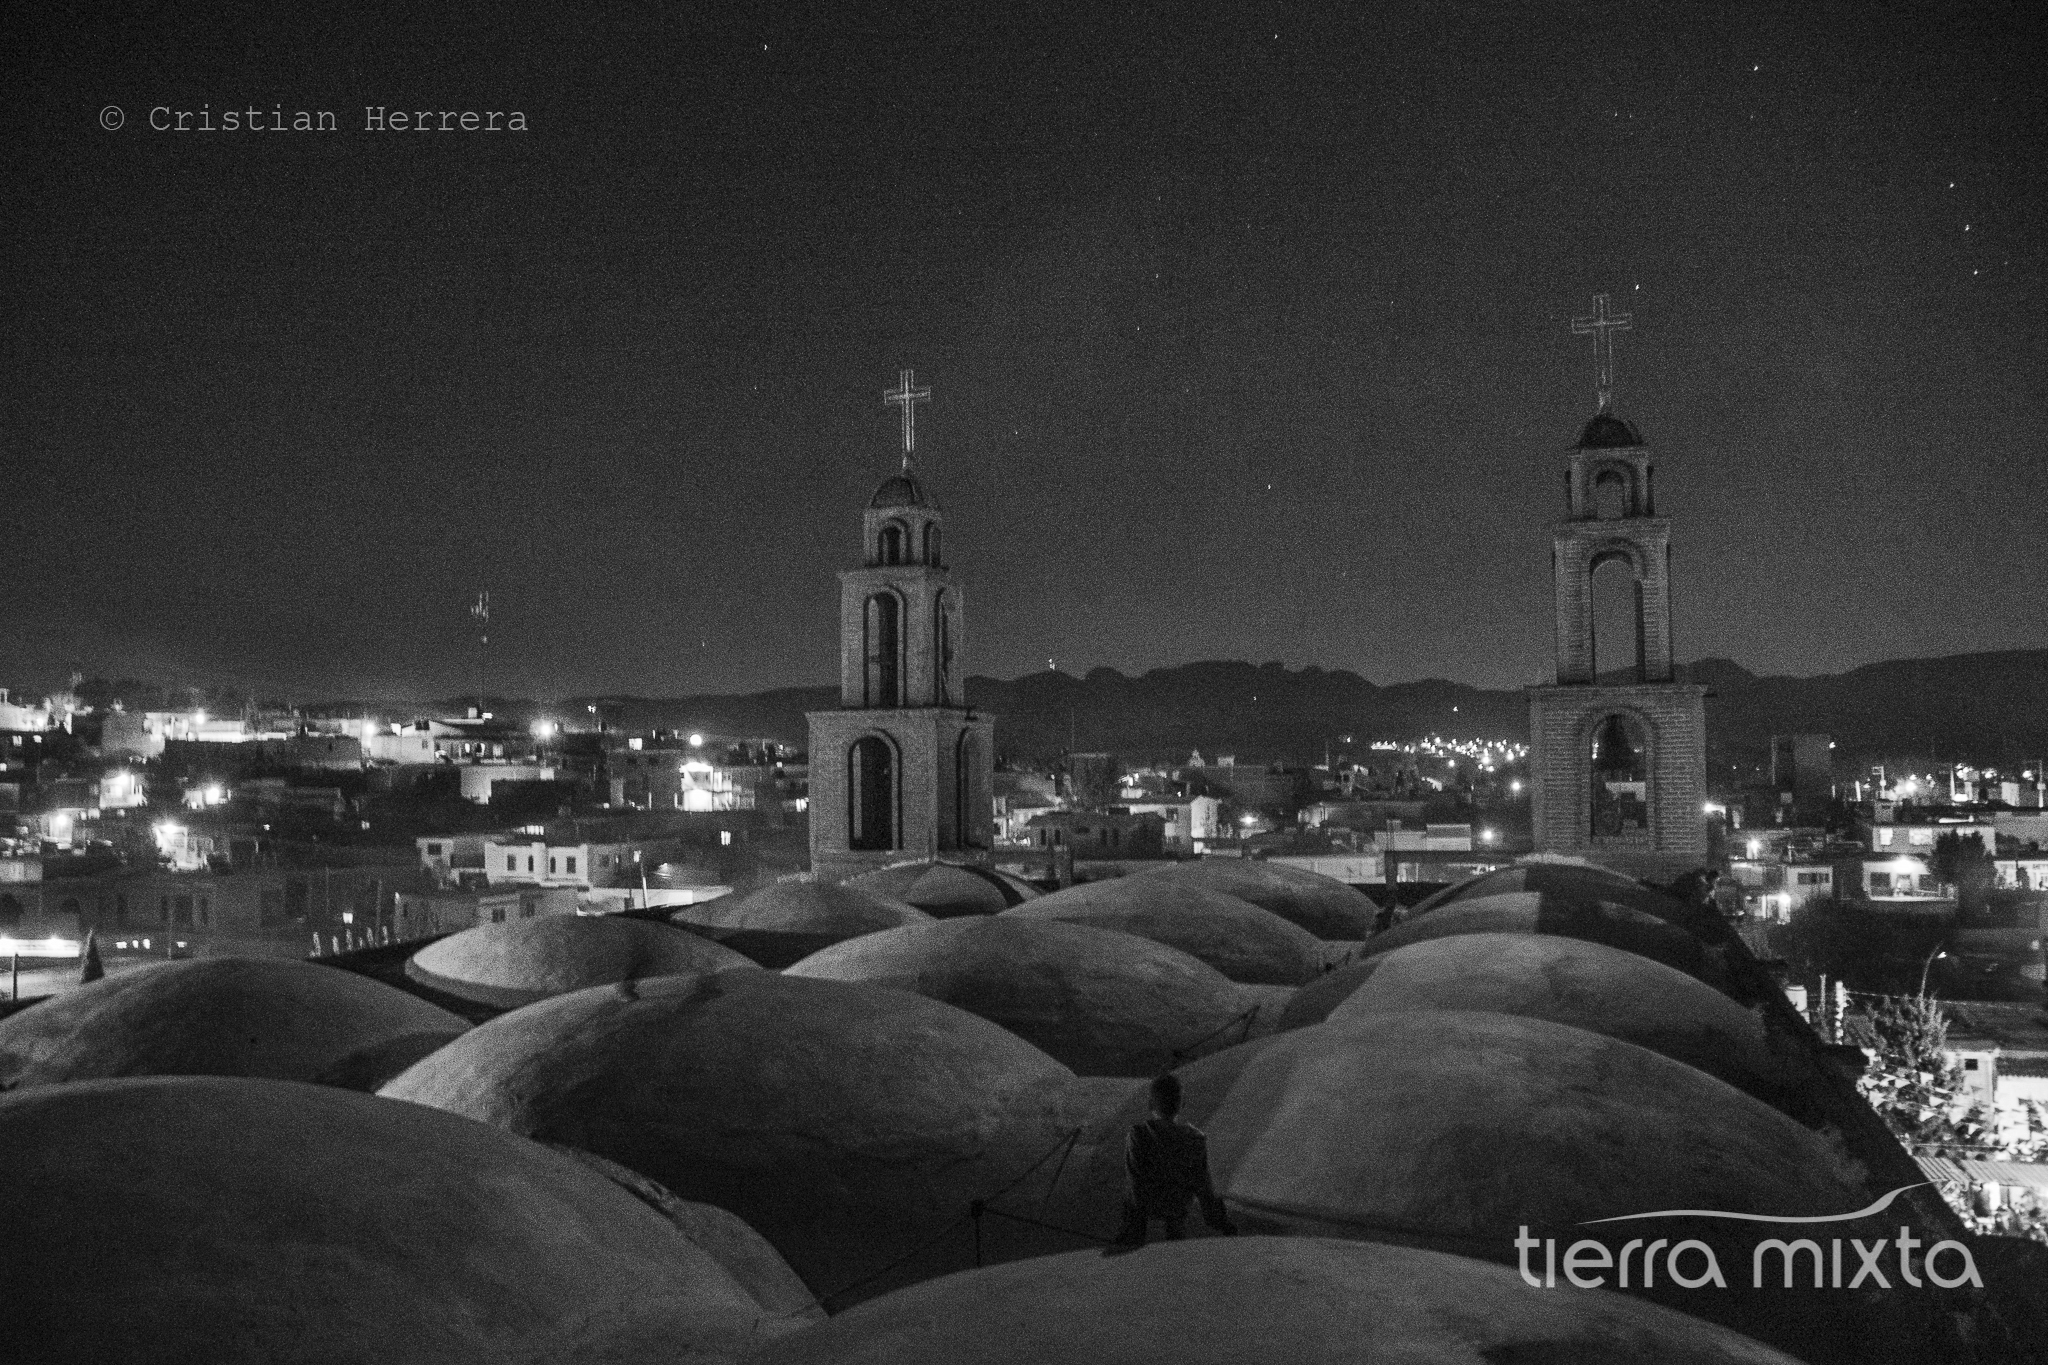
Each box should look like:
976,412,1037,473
1113,1073,1237,1247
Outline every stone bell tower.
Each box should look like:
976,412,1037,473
807,371,995,883
1526,301,1707,879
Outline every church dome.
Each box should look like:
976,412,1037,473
1002,878,1335,985
868,471,932,509
0,1075,801,1363
845,861,1040,916
668,881,930,968
0,956,469,1093
405,914,758,1011
1360,887,1714,982
1278,932,1792,1103
379,971,1131,1301
785,917,1283,1076
1576,410,1644,448
1199,1010,1900,1362
743,1238,1808,1365
1132,859,1379,941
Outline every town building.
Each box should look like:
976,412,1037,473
1117,794,1224,853
1769,732,1835,826
1024,809,1165,859
1995,857,2048,892
1526,408,1708,878
1832,853,1949,907
482,837,676,891
1726,859,1836,921
1860,817,1997,856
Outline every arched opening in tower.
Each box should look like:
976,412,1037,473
955,731,979,849
1589,552,1644,682
848,736,897,851
933,590,953,703
1592,468,1631,519
1589,712,1651,843
864,593,902,706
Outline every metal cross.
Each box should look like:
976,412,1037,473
882,368,931,470
1570,294,1634,411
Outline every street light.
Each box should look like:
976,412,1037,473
1919,947,1949,998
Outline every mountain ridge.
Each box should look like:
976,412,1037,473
570,648,2048,771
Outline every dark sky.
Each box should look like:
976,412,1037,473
7,1,2043,703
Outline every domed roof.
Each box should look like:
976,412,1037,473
1002,878,1333,985
1202,1010,1896,1361
868,471,932,509
1280,932,1791,1102
845,861,1040,916
669,881,930,968
1360,888,1713,981
785,917,1282,1076
1132,859,1379,940
0,1075,801,1363
405,914,759,1010
1419,860,1729,940
0,957,469,1093
379,971,1129,1300
1577,410,1644,448
544,1142,823,1326
1210,1010,1863,1231
744,1237,1807,1365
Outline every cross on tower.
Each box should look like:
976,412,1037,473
882,368,932,472
1570,294,1634,412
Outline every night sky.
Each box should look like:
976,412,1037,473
8,2,2042,704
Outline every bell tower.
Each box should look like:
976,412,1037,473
1526,302,1707,879
807,372,994,883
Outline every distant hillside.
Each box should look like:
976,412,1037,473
1690,651,2048,772
578,650,2048,771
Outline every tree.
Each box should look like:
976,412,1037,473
1930,831,1996,911
1855,993,1966,1148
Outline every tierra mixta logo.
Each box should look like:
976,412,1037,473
1514,1183,1984,1290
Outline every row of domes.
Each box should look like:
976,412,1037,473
0,856,1981,1362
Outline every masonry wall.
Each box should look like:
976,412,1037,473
1528,682,1709,876
806,707,994,884
1551,520,1674,684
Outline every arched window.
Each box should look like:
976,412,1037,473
864,592,901,706
1592,468,1630,519
933,590,953,703
1589,712,1651,844
1588,549,1644,682
924,523,940,565
849,736,897,851
879,523,905,565
955,731,980,849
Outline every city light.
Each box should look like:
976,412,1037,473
0,936,82,957
531,720,557,739
1480,828,1498,844
688,733,704,747
1509,779,1524,795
